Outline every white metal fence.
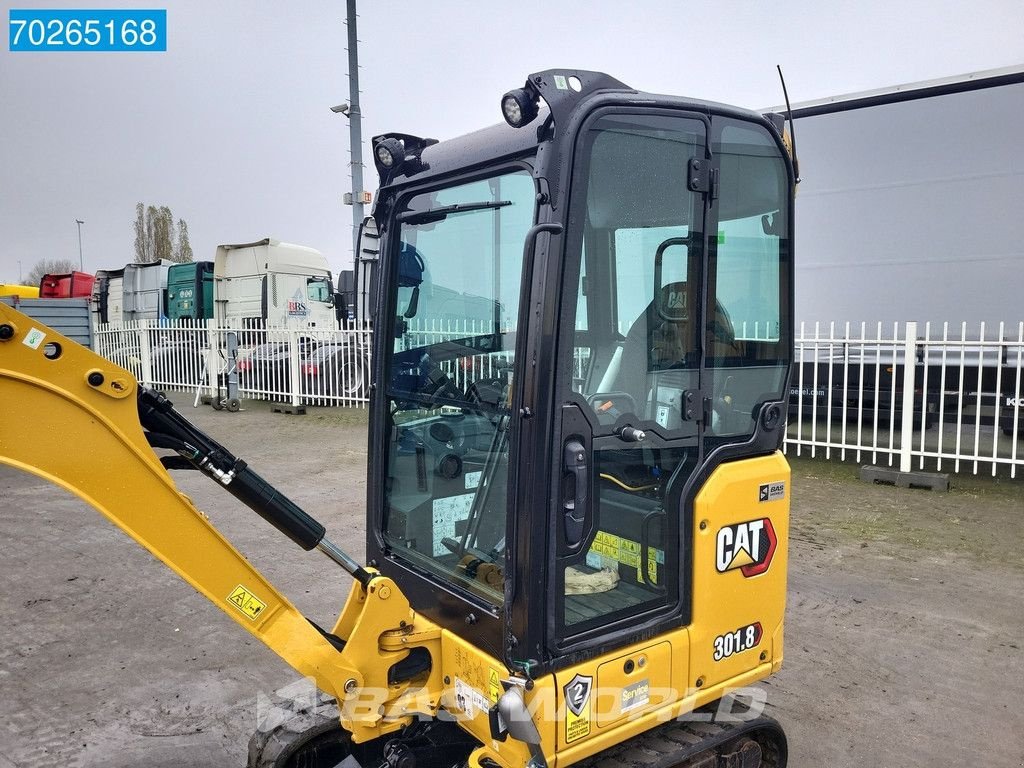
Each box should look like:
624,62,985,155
92,318,1024,477
788,321,1024,478
92,319,373,409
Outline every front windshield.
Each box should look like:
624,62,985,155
382,169,535,606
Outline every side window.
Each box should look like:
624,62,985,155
307,277,331,303
706,120,791,438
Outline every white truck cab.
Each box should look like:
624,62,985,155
213,238,335,329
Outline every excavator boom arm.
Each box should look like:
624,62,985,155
0,305,358,699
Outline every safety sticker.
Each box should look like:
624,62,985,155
23,327,45,350
465,471,482,490
488,668,502,704
586,531,663,585
454,677,490,718
432,494,474,556
553,74,568,90
564,673,592,743
227,584,267,621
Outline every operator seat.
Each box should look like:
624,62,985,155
611,281,695,412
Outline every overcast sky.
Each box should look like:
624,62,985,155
1,0,1021,283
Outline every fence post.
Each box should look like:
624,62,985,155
899,321,918,473
289,328,303,408
138,320,153,388
206,319,221,399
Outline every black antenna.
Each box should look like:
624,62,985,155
776,65,800,183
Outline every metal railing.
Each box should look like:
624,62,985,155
92,318,1024,477
92,319,373,409
788,321,1024,478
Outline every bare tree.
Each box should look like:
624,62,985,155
174,218,194,263
25,258,79,287
133,203,152,264
134,203,192,263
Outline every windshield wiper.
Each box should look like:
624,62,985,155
397,200,512,225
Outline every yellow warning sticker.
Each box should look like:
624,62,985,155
227,584,267,621
488,668,502,704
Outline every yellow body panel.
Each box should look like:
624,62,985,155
545,453,789,767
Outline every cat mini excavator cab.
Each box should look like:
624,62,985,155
0,70,795,768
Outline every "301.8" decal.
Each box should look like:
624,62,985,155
713,622,762,661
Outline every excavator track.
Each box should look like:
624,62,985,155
574,704,787,768
247,695,785,768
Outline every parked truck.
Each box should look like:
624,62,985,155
166,261,214,321
213,238,335,329
39,271,95,299
90,267,125,326
778,66,1024,432
336,216,379,325
91,260,174,327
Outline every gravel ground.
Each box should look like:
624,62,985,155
0,396,1021,767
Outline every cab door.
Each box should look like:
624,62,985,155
548,110,712,654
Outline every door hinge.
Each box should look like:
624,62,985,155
687,158,718,198
681,389,702,421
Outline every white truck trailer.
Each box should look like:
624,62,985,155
780,66,1023,327
775,66,1024,431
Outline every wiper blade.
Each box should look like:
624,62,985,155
397,200,512,225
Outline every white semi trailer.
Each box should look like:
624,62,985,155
774,66,1024,431
779,66,1023,328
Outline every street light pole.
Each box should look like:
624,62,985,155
75,219,85,271
345,0,364,260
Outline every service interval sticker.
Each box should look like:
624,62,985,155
23,327,45,349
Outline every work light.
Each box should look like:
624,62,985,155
374,138,405,173
501,87,538,128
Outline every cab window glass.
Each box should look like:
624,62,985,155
307,277,331,303
706,120,791,438
381,170,535,606
557,113,706,634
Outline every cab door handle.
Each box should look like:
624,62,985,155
562,439,588,548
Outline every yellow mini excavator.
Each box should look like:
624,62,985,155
0,70,796,767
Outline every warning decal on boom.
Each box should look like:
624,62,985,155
228,584,267,621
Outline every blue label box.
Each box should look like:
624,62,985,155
9,9,167,52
